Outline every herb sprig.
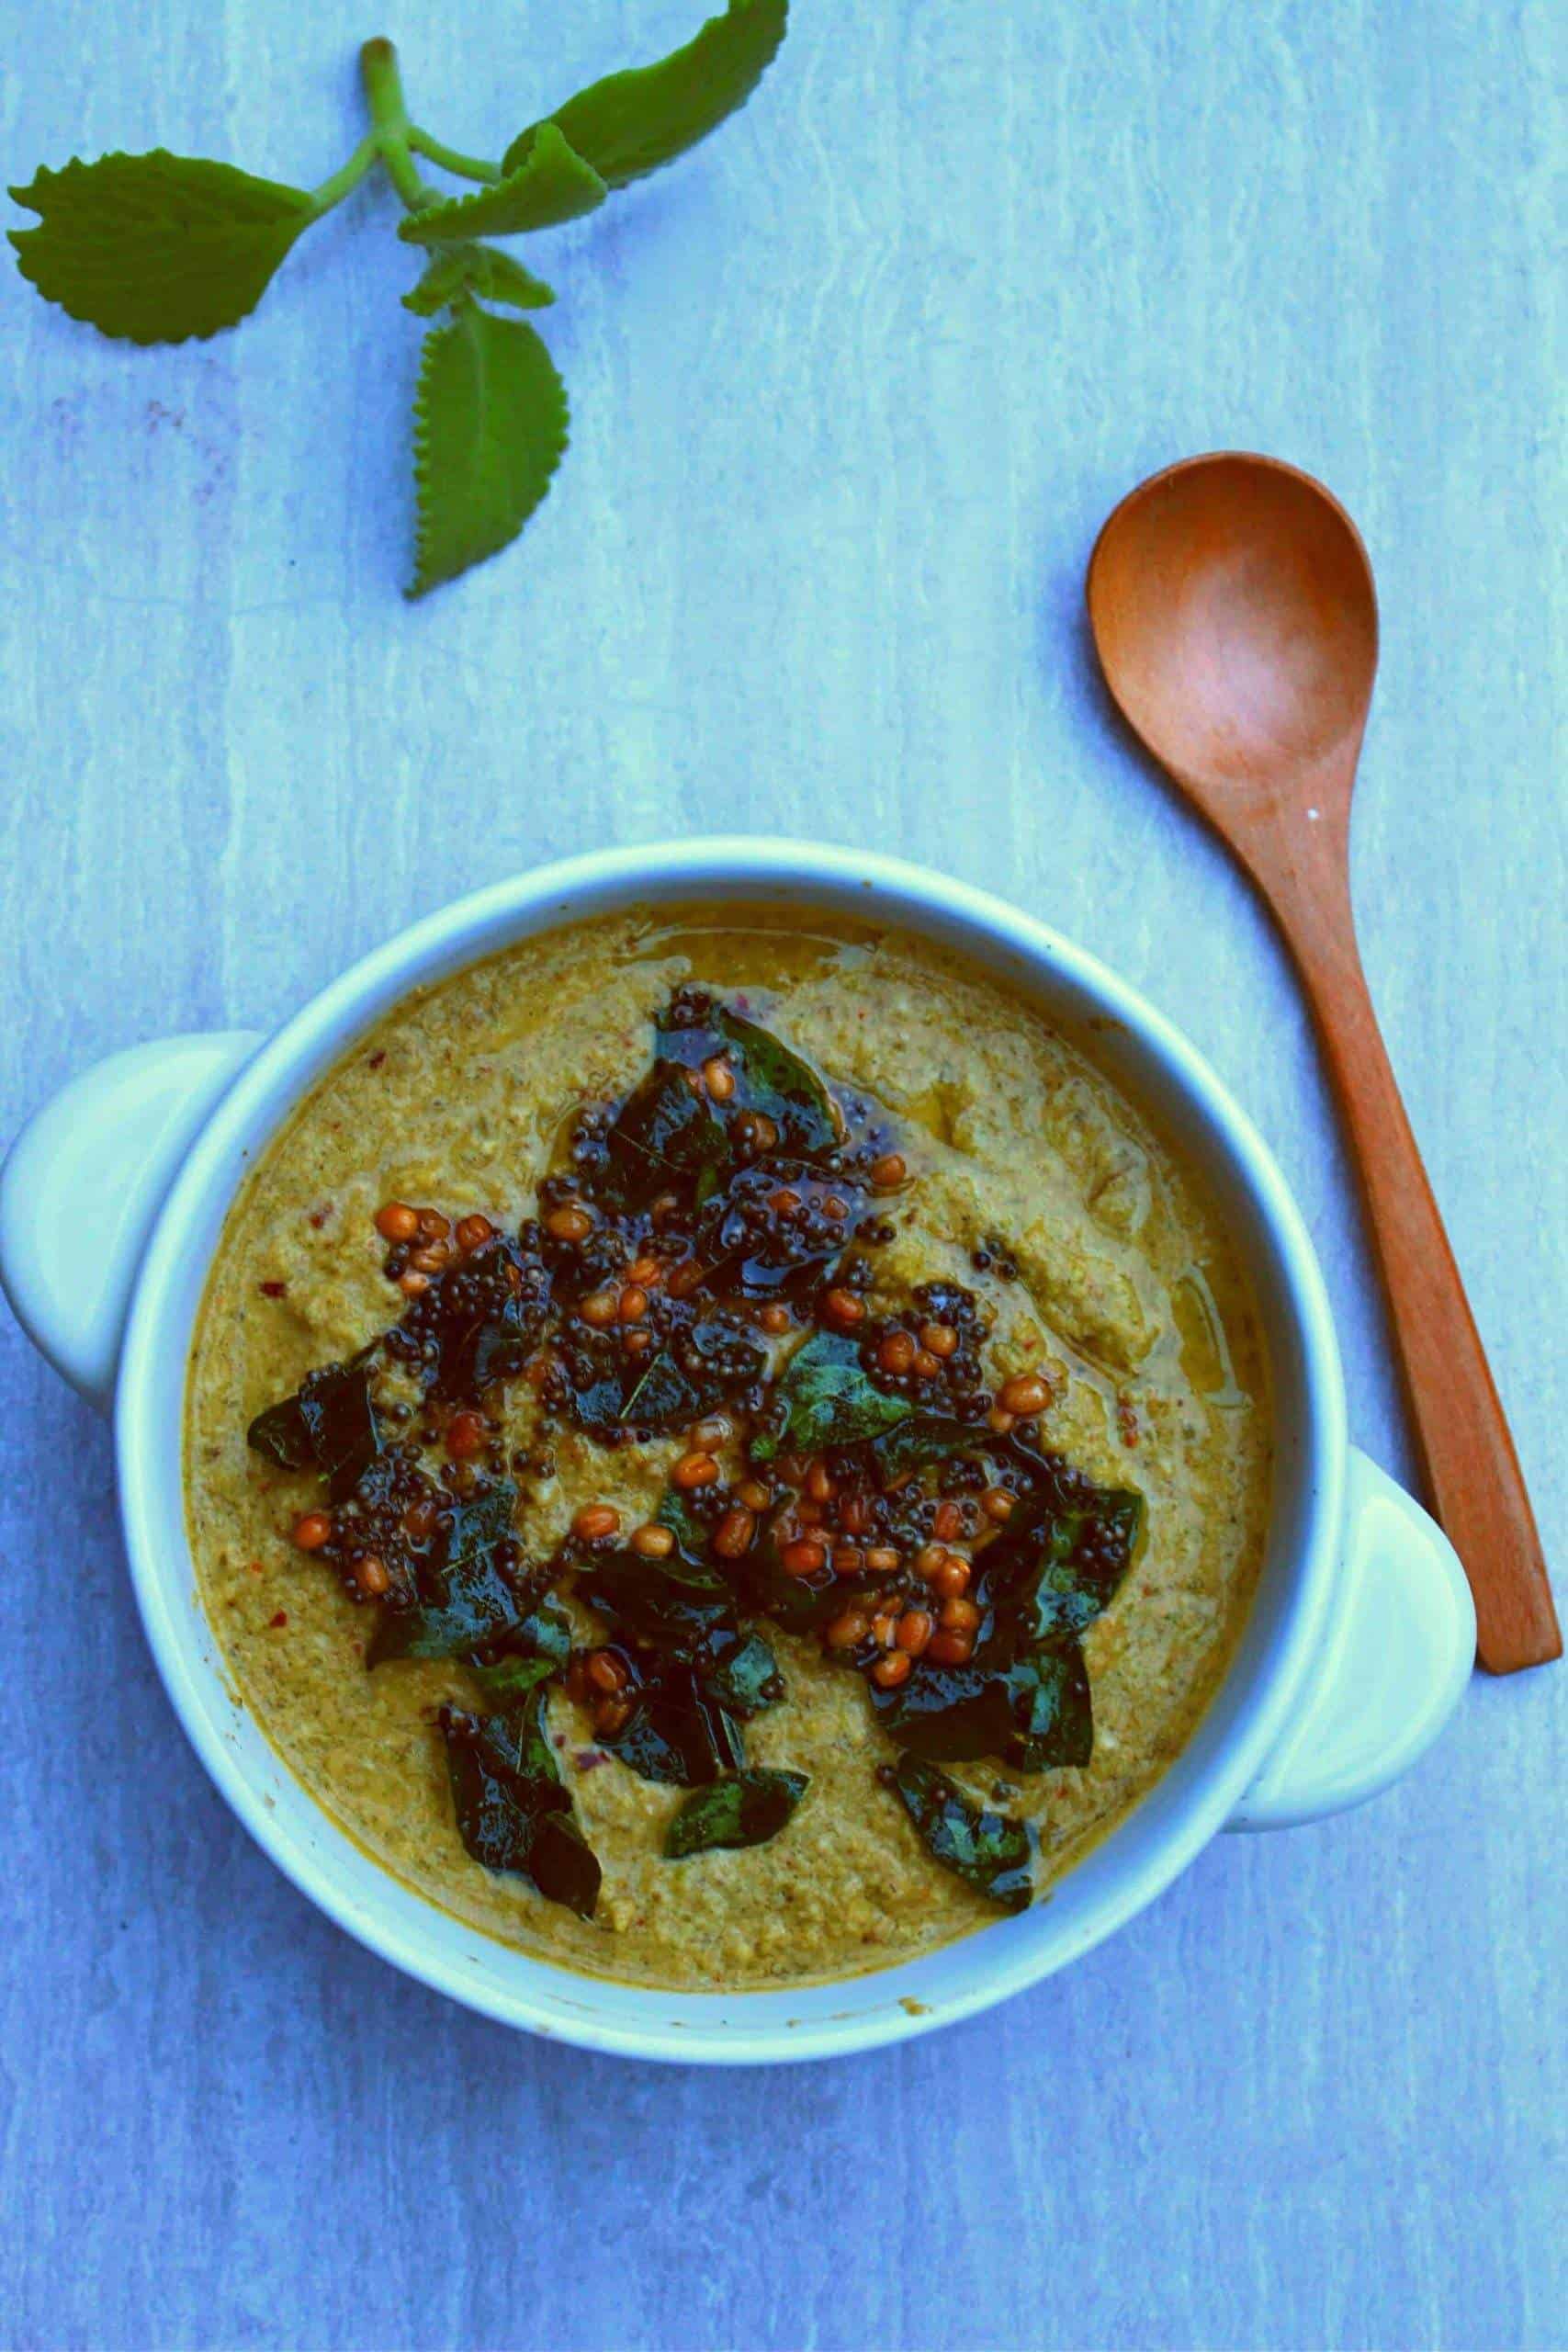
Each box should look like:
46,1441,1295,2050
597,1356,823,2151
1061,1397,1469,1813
7,2,788,596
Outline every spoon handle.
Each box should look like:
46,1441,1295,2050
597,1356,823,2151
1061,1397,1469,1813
1260,833,1559,1674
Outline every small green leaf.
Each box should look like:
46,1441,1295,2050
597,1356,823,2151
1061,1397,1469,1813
504,0,789,189
403,242,555,316
400,122,606,247
665,1768,807,1858
750,1329,910,1461
889,1755,1033,1913
410,305,569,597
8,151,316,344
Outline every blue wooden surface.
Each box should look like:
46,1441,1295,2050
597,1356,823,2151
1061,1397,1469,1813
1,4,1563,2346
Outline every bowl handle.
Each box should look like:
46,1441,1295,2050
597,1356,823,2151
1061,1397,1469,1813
0,1033,263,1412
1228,1446,1475,1829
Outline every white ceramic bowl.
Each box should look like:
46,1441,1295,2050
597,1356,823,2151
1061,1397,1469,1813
0,838,1475,2064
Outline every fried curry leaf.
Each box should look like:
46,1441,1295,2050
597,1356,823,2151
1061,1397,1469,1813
698,1161,865,1298
509,1806,602,1919
1022,1493,1144,1641
620,1315,768,1431
665,1767,807,1859
645,1505,784,1711
443,1690,600,1917
869,1651,1020,1764
457,1679,560,1803
1007,1639,1094,1772
861,1414,988,1485
656,1000,839,1159
245,1392,314,1471
868,1470,1139,1767
555,1327,632,1437
299,1363,381,1502
463,1294,539,1396
246,1351,381,1503
602,1664,745,1787
410,1239,549,1403
750,1329,910,1461
655,1489,711,1551
468,1601,572,1703
606,1059,730,1206
859,1418,1072,1495
871,1627,1094,1772
701,1628,784,1717
618,1342,701,1431
367,1480,524,1664
737,1526,880,1633
889,1755,1033,1913
575,1547,737,1648
561,1315,765,1439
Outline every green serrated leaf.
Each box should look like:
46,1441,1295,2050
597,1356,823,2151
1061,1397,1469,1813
400,123,606,248
7,151,316,344
402,243,556,316
409,305,569,597
503,0,788,189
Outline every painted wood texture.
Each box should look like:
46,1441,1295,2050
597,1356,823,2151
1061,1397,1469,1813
0,3,1562,2346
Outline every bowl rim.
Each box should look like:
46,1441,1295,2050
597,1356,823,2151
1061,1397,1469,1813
115,835,1346,2064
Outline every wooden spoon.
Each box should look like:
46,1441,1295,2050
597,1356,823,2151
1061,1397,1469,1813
1087,450,1558,1674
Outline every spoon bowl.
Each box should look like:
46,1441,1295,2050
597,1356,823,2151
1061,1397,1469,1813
1088,450,1557,1675
1089,454,1379,802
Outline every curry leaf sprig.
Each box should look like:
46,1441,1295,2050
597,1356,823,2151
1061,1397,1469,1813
6,2,788,597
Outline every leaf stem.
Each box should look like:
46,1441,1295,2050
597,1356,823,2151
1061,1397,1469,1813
407,128,502,186
358,36,437,211
310,131,380,219
358,36,410,132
